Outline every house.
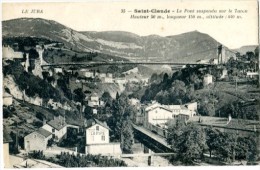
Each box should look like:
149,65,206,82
246,72,258,78
41,116,67,142
3,91,13,106
203,74,213,86
87,93,104,107
85,118,110,145
3,127,13,168
54,67,63,74
114,78,127,85
2,46,24,60
99,73,106,78
85,118,121,155
87,93,99,107
24,128,52,152
220,69,228,79
165,105,195,118
101,77,113,83
85,71,94,78
184,102,198,112
107,73,113,78
145,105,173,127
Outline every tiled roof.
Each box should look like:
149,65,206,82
85,118,110,130
3,127,12,143
47,117,67,131
36,128,52,138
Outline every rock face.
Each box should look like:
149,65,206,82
3,18,235,63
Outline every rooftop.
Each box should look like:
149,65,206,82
85,118,111,130
47,116,67,131
36,128,52,138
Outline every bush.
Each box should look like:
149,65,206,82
28,150,45,160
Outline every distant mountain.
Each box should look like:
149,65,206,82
3,18,234,62
234,45,258,55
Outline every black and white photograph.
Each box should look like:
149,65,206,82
1,0,260,168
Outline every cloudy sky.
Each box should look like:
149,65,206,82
2,0,259,49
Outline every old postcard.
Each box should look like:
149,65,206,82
1,0,259,168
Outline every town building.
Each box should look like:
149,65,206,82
2,46,24,60
203,74,213,86
101,77,113,83
107,73,113,78
220,69,228,79
84,118,121,155
3,91,13,106
24,128,52,152
184,102,198,113
54,67,63,74
3,127,13,168
145,105,173,127
84,70,95,78
87,93,104,107
41,116,67,142
114,78,127,85
246,72,258,78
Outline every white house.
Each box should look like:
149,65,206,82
114,78,127,85
99,73,106,78
101,77,113,83
2,46,23,60
87,93,100,107
85,118,121,155
24,128,52,152
145,106,173,126
184,102,198,113
107,73,113,78
203,74,213,86
85,118,110,145
41,116,67,142
220,69,228,79
54,67,63,74
246,72,258,78
3,92,13,106
84,71,94,78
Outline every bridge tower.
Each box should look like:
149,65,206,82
218,45,223,64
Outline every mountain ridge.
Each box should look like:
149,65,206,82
3,18,237,62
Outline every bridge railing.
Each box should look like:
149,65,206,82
144,123,169,138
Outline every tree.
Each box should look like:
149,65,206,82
120,119,134,153
205,127,220,157
101,91,113,107
168,124,207,165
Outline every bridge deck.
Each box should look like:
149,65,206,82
132,124,171,149
41,62,214,67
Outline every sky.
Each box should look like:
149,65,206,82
2,0,259,49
